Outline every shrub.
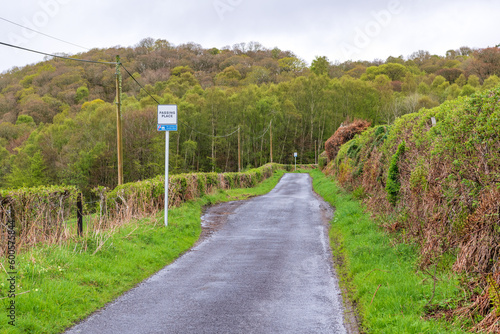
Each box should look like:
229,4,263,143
325,119,371,162
385,141,406,205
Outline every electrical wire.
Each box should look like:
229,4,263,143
0,16,89,51
244,116,275,141
120,63,160,104
180,118,240,139
0,41,116,65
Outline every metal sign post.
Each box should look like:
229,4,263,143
294,152,297,171
158,104,178,226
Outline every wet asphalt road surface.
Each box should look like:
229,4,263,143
65,173,347,334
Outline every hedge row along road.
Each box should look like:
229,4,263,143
65,174,349,333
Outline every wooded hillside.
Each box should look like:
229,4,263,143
1,38,500,193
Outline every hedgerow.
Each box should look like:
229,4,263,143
0,163,282,256
326,86,500,331
0,185,79,256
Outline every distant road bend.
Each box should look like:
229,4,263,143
66,173,353,334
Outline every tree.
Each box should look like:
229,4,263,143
482,75,500,90
16,115,35,126
409,50,431,66
244,66,271,85
463,47,500,81
311,56,330,76
455,73,467,87
136,37,155,52
0,145,10,185
431,75,450,102
445,84,461,100
215,66,242,87
435,68,463,83
171,66,194,76
386,55,405,64
467,75,480,87
363,63,408,81
8,142,49,188
76,85,89,103
345,65,367,78
278,57,306,74
460,84,476,97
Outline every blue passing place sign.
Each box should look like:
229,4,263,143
158,104,178,131
158,124,177,131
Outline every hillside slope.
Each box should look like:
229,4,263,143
2,40,500,192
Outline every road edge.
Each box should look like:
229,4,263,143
307,172,362,334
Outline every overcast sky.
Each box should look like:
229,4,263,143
1,0,499,73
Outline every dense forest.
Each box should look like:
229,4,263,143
1,38,500,193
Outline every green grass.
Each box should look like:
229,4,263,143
0,169,286,334
309,169,468,334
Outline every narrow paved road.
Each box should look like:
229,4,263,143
66,173,347,334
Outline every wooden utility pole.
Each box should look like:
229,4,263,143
238,126,241,172
115,55,124,185
270,119,273,163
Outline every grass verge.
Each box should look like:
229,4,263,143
0,169,286,334
309,169,468,334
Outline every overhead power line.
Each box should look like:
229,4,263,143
0,41,115,65
121,63,160,104
0,16,89,51
246,118,274,141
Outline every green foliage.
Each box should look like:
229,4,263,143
318,154,327,170
75,85,89,103
351,185,366,199
481,74,500,90
171,65,194,76
409,163,428,192
467,74,480,87
7,148,49,188
487,274,500,316
215,66,242,86
459,84,476,96
278,57,306,73
103,164,280,220
385,141,406,205
208,47,220,55
310,56,330,76
346,139,361,160
363,63,409,81
15,115,35,126
327,85,500,329
455,73,467,87
1,39,498,193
